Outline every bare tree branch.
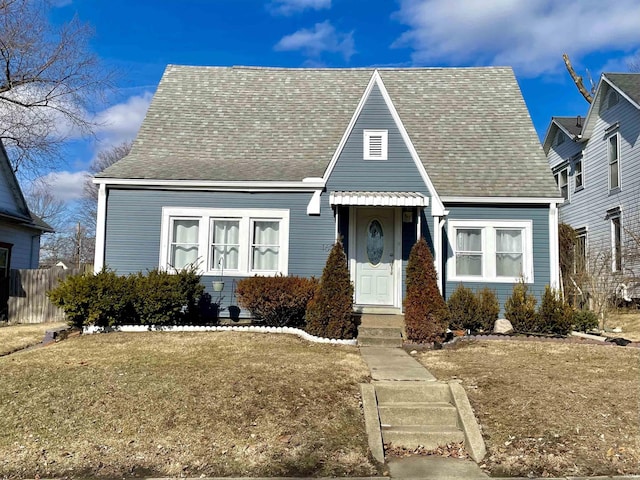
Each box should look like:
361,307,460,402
562,53,593,104
0,0,112,177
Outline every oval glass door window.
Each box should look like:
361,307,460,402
367,220,384,265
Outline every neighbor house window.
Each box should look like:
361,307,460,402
574,158,583,190
575,228,587,274
611,214,622,272
0,243,11,278
161,207,289,276
554,167,569,201
449,220,533,282
363,129,388,160
608,134,620,191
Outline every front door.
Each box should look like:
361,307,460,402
355,208,395,305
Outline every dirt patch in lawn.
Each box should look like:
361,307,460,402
0,322,67,356
418,340,640,477
0,332,377,479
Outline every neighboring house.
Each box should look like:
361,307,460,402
0,141,54,318
95,66,561,316
544,73,640,298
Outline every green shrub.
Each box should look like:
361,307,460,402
447,284,479,331
47,269,134,328
504,281,538,333
305,242,355,339
404,238,448,344
476,287,500,332
236,275,318,328
48,267,205,328
132,268,205,325
537,286,573,335
571,309,599,332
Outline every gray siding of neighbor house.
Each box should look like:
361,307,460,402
555,96,640,272
443,204,551,313
0,222,40,269
325,82,434,305
0,170,17,211
104,188,337,317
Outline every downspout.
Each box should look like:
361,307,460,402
94,183,108,273
549,202,560,289
434,214,449,294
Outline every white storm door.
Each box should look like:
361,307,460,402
355,208,395,305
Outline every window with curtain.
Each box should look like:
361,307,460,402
210,219,240,270
170,219,200,269
449,220,533,282
162,208,289,276
496,229,523,277
455,228,482,276
252,220,280,271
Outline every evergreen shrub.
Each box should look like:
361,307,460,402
305,241,355,339
236,275,317,328
537,286,574,335
476,287,500,331
446,284,479,331
404,237,448,343
48,269,134,329
504,281,538,333
571,309,599,332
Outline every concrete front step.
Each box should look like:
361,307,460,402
374,382,453,404
382,425,465,449
358,326,403,338
358,336,403,347
378,402,459,427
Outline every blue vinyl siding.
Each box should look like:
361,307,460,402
443,204,551,313
104,188,336,316
0,222,40,269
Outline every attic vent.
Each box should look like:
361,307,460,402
363,130,388,160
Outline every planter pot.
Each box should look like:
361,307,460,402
212,281,224,292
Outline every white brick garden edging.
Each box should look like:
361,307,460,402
82,324,357,346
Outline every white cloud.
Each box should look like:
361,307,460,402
275,21,355,60
94,92,152,146
36,171,88,203
269,0,331,15
394,0,640,76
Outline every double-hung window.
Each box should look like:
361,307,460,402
574,158,583,191
161,207,289,276
608,133,620,191
554,167,569,201
449,220,533,282
574,227,587,274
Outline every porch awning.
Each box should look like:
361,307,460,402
329,191,429,207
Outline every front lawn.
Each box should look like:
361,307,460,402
418,340,639,477
0,322,67,356
0,332,376,479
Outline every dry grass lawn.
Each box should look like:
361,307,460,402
0,332,376,479
418,340,640,477
607,310,640,341
0,322,67,356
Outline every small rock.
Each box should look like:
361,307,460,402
410,350,418,355
493,318,514,334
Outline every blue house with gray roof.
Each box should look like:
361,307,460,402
95,65,561,315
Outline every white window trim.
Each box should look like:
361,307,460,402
610,212,623,273
159,207,290,276
608,133,621,192
573,157,584,191
554,166,569,202
363,129,388,160
448,219,534,283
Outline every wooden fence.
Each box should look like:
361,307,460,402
8,267,82,324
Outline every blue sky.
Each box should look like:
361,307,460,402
41,0,640,203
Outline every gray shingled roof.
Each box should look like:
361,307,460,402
100,65,559,198
553,116,584,138
606,73,640,106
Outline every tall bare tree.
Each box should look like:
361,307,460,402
81,140,132,232
0,0,110,176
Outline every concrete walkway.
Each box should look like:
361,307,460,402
359,346,488,480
